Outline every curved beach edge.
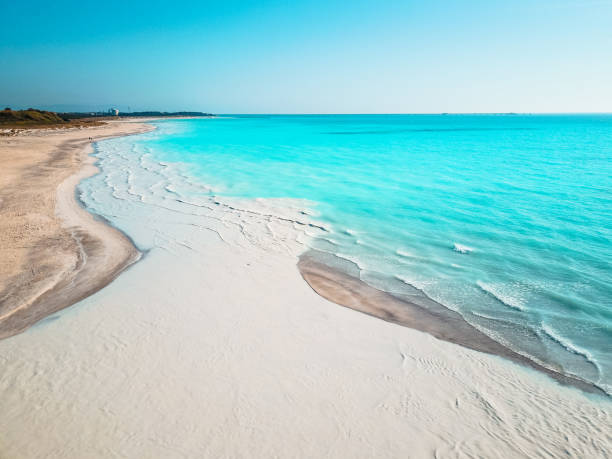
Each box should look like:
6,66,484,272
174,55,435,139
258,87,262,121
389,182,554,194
0,121,155,340
297,249,608,397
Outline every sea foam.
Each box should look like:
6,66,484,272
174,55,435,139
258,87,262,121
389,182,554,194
476,281,526,311
541,324,601,374
453,243,474,254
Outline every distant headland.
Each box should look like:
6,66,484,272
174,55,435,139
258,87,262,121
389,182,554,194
0,107,214,131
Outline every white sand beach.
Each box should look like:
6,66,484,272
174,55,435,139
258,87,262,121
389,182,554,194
0,124,610,458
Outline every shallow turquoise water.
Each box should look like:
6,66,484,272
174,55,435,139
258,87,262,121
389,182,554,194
94,115,612,391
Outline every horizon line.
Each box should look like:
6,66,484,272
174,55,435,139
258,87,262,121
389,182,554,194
215,112,612,115
4,106,612,116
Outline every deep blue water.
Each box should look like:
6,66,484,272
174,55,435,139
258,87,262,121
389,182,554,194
96,114,612,391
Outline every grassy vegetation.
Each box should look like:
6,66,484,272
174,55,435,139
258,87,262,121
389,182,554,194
0,107,213,133
0,108,69,126
0,108,106,133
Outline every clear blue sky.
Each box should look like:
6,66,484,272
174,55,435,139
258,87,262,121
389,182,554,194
1,0,611,113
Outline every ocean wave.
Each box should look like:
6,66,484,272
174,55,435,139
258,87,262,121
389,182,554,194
394,274,436,292
164,184,181,196
335,253,366,270
476,281,526,311
469,310,502,321
453,242,474,254
541,324,601,374
316,237,339,247
396,249,413,258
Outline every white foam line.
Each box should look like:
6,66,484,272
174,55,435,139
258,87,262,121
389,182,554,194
541,324,602,375
476,281,526,311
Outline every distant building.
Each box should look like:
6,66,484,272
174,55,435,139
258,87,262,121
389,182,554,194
109,108,119,116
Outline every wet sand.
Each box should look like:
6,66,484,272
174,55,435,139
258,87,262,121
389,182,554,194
0,121,153,338
298,250,607,395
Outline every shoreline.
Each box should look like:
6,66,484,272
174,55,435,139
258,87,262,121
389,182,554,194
0,120,610,457
1,118,607,395
0,121,154,339
298,250,608,396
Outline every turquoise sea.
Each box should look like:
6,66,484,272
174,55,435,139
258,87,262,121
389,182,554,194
85,115,612,393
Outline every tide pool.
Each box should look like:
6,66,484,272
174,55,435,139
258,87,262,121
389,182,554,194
85,114,612,393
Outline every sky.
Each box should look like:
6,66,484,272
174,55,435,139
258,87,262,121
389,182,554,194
1,0,611,114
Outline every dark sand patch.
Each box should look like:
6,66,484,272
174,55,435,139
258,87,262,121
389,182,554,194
298,250,606,396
